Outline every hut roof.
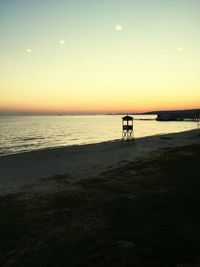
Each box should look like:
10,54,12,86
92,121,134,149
122,115,133,121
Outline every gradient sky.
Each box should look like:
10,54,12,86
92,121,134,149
0,0,200,113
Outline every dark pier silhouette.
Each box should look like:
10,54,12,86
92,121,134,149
156,111,200,122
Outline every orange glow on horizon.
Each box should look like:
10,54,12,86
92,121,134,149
1,1,200,114
0,99,199,114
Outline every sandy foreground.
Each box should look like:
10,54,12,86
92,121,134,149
0,129,199,195
1,129,200,267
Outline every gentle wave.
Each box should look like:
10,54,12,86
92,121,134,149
12,136,45,142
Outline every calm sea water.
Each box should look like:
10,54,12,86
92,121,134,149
0,115,198,156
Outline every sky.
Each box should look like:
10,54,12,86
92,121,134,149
0,0,200,114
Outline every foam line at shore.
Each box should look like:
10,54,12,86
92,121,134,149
0,129,199,195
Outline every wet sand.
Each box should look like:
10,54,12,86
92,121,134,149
0,129,200,195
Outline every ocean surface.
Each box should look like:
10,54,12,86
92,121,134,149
0,115,198,156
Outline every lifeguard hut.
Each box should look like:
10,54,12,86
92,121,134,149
122,115,134,140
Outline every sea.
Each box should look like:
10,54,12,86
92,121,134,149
0,115,198,156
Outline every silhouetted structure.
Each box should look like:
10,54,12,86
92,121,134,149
156,112,200,122
122,115,134,140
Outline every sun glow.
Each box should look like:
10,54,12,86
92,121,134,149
0,1,200,114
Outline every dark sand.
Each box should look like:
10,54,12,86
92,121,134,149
1,142,200,266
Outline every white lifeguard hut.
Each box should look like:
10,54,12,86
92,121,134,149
122,115,134,141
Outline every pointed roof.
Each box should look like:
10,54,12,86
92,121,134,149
122,115,133,121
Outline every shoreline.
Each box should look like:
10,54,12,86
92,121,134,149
0,129,199,195
0,123,198,157
0,127,198,158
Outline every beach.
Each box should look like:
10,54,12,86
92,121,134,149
0,129,199,195
0,129,200,266
1,0,200,265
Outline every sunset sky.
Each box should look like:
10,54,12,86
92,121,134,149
0,0,200,113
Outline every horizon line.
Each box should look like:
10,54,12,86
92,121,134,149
0,108,200,116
